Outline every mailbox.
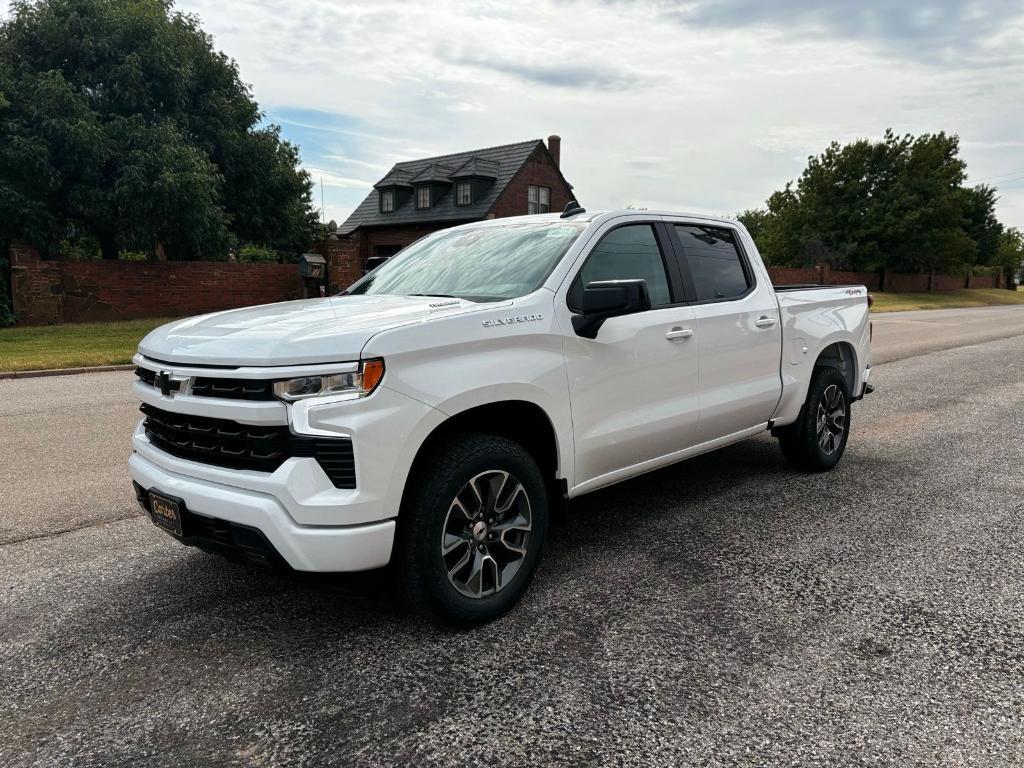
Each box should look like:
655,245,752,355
298,253,326,280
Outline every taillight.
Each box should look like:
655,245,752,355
867,293,874,308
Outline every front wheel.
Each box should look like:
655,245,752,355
776,366,851,471
394,434,548,624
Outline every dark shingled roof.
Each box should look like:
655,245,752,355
339,139,547,234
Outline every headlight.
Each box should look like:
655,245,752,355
273,359,385,401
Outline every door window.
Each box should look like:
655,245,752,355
569,224,672,309
675,225,750,301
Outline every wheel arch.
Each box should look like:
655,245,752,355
814,340,858,395
402,399,565,509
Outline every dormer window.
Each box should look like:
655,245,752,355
528,185,550,214
455,181,472,206
416,186,431,210
380,189,395,213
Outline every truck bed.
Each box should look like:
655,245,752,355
772,283,862,292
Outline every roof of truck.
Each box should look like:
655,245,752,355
447,209,744,229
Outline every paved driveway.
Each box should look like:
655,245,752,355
2,309,1024,766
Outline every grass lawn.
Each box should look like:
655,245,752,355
0,317,177,373
870,287,1024,312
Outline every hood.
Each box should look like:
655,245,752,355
138,294,495,366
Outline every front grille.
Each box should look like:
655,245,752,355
190,377,275,401
135,367,274,401
135,366,181,394
140,404,356,487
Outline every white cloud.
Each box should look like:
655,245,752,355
303,167,375,189
157,1,1024,227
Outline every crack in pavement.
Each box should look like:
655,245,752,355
0,511,142,547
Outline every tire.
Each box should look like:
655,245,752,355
776,365,851,472
394,434,549,624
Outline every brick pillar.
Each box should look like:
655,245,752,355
819,263,831,285
8,241,62,324
311,235,363,293
9,240,40,267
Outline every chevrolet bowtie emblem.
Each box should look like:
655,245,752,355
156,371,173,397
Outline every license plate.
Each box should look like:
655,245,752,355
149,491,183,537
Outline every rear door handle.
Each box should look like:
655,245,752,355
755,316,777,328
665,327,694,340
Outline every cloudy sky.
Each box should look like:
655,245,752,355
88,1,1024,226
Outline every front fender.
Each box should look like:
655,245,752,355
363,294,575,488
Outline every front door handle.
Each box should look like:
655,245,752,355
755,316,777,329
665,327,694,341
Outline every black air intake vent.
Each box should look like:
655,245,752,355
291,439,357,489
140,405,355,488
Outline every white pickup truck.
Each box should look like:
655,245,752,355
130,207,872,622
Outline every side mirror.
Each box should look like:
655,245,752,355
572,279,652,339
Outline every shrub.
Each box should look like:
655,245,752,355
57,238,101,261
237,244,280,263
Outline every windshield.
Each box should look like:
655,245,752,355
345,222,586,302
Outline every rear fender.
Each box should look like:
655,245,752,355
772,331,864,427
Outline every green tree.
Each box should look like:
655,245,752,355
961,184,1003,267
995,227,1024,277
0,0,318,260
741,130,1001,274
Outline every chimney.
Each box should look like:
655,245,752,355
547,134,561,167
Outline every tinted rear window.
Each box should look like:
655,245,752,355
675,225,750,301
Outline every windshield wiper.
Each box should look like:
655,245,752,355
408,293,459,299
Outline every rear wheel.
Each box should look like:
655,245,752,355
394,434,548,624
777,365,851,471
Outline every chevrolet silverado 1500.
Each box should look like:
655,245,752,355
130,207,872,622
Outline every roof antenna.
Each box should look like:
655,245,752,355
560,200,585,218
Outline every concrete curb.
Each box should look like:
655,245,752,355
0,364,135,380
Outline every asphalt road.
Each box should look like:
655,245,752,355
2,309,1024,766
870,304,1024,363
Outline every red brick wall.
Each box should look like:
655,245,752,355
767,267,821,285
829,270,881,290
884,272,930,292
10,245,303,325
966,274,997,289
491,145,575,218
932,273,966,291
766,266,879,289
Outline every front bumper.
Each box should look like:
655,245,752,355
128,380,447,572
130,451,395,571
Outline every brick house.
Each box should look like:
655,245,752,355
316,135,576,291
